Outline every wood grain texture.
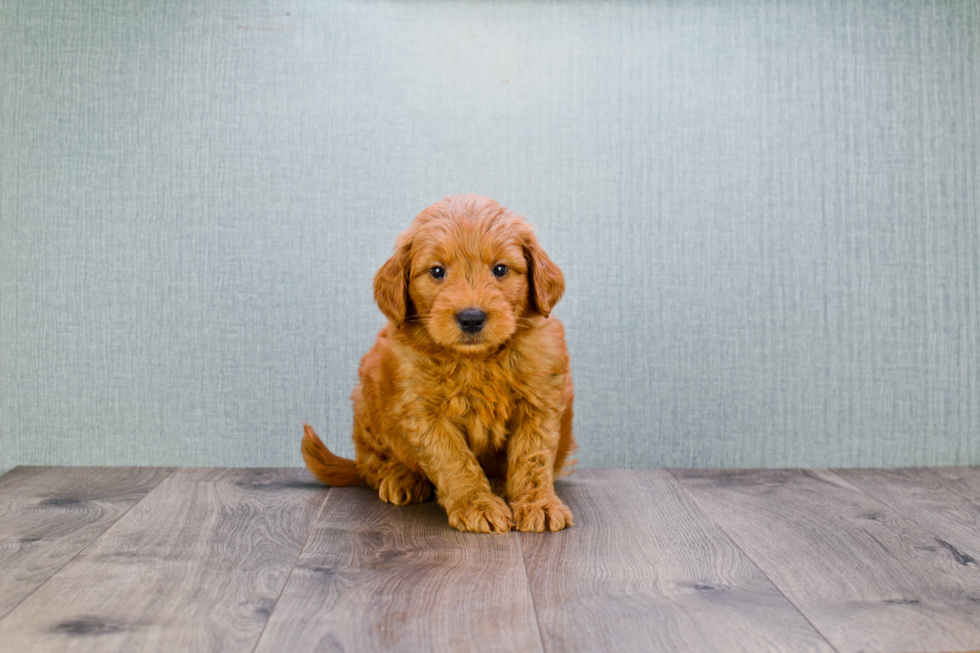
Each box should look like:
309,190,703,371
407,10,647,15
520,470,834,653
254,486,543,653
674,468,980,653
837,467,980,574
0,466,173,620
0,468,327,652
932,466,980,507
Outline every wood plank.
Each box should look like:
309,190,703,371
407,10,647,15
520,470,834,653
837,467,980,574
932,466,980,506
673,468,980,653
0,466,173,620
253,486,543,653
0,468,328,652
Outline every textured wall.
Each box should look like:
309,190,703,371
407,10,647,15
2,0,979,473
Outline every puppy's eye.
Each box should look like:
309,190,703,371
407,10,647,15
429,266,446,279
492,264,508,278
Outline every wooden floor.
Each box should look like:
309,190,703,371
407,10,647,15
0,467,979,652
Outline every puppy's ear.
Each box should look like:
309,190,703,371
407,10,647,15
522,227,565,317
373,234,413,327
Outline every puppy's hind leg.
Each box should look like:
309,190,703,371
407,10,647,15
377,461,433,506
352,416,430,504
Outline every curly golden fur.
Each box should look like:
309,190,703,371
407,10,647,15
302,194,575,533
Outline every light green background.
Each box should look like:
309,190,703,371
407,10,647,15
2,0,978,473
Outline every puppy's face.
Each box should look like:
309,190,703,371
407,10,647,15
408,221,528,352
373,195,564,354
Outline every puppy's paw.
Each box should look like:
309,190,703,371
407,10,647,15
511,494,573,532
378,467,432,506
447,495,513,534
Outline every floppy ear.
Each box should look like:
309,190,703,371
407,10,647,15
523,229,565,317
373,235,413,327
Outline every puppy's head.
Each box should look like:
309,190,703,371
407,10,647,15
373,194,564,353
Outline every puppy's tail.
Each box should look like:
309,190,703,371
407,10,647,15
301,424,366,486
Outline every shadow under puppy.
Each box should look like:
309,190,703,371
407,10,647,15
302,194,575,533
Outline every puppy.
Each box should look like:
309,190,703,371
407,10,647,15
302,194,575,533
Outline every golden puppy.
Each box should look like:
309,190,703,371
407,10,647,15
302,194,575,533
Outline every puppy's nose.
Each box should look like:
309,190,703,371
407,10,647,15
456,308,487,334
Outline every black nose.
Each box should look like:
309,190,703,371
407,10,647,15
456,308,487,334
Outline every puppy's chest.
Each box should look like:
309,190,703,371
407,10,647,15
437,363,519,453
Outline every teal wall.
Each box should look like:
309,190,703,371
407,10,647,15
2,0,978,473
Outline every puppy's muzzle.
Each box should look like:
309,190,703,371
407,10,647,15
456,308,487,334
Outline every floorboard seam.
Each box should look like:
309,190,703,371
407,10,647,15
926,468,980,509
517,532,550,653
666,469,843,653
823,468,980,566
0,466,179,625
820,468,909,516
832,467,969,523
250,486,334,653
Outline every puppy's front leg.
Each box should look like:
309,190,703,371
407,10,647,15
507,407,574,532
412,416,513,533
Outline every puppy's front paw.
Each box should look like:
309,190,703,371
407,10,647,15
511,494,573,532
447,495,513,534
